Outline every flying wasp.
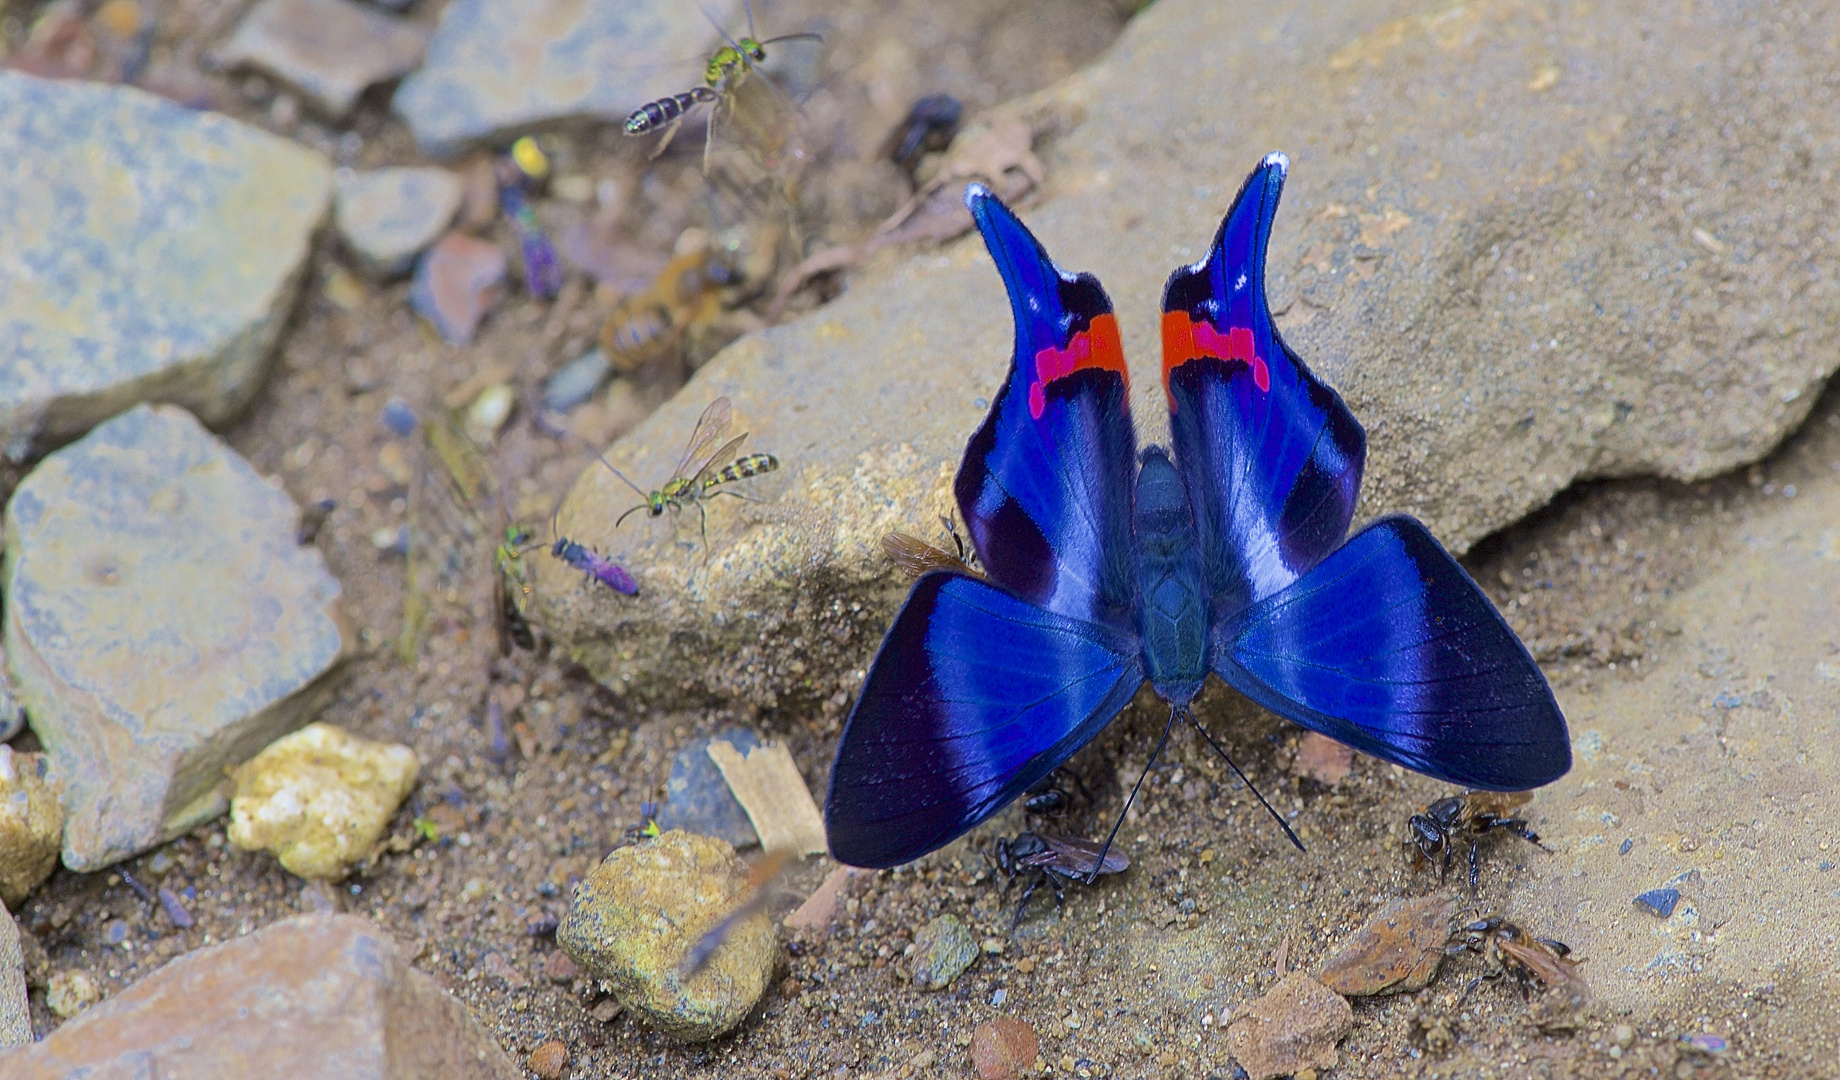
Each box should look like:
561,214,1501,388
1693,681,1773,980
601,396,778,553
624,1,821,174
599,247,737,376
1408,790,1551,894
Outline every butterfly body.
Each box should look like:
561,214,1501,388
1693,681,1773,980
825,154,1571,871
1133,447,1210,705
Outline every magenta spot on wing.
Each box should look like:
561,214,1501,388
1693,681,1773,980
1028,381,1046,419
1191,321,1268,392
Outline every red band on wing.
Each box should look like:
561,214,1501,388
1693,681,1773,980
1160,311,1269,410
1027,312,1127,419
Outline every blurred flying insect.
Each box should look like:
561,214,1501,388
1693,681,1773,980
398,404,515,663
602,396,779,552
599,248,737,375
881,515,981,579
500,137,563,299
1408,790,1551,894
993,832,1128,930
494,525,539,652
623,1,822,175
680,847,794,978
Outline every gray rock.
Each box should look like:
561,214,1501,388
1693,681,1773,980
392,0,740,157
655,728,760,849
0,72,331,459
543,349,612,414
0,663,22,742
908,914,978,991
2,914,520,1077
534,0,1840,710
0,905,29,1048
4,405,350,872
558,830,777,1042
334,166,464,278
216,0,428,119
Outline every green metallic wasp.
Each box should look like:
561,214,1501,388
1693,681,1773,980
494,524,539,652
623,1,821,174
601,395,778,552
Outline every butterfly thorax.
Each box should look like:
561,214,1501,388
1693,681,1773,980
1133,448,1208,705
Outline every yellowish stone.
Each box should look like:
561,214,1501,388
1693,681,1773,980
228,723,418,880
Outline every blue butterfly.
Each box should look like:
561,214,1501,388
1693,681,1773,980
824,153,1570,870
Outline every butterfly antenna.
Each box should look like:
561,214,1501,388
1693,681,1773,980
1184,708,1306,853
1084,703,1181,884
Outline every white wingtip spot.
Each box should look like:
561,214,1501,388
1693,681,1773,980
1263,151,1289,176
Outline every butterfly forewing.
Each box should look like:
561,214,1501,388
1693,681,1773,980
1162,153,1366,619
955,186,1141,633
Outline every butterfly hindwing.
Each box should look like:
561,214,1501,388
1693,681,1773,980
1214,516,1572,791
1163,152,1367,618
957,185,1141,632
824,573,1142,868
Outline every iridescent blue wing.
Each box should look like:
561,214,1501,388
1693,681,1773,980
958,185,1140,632
825,573,1142,868
1214,517,1571,791
1162,153,1366,618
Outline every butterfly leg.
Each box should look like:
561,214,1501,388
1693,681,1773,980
1468,840,1482,895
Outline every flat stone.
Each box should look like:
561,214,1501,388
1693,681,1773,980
392,0,740,157
0,745,63,907
1224,972,1352,1080
409,231,507,345
4,405,350,872
534,0,1840,710
0,72,331,459
970,1017,1038,1080
908,914,978,992
557,830,777,1042
2,914,520,1078
334,166,465,278
227,723,420,880
0,905,30,1048
655,728,761,849
216,0,428,119
1317,895,1454,997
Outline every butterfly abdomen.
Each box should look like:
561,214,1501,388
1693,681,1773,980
1134,448,1208,704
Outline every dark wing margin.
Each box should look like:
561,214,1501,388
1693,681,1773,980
825,573,1142,868
1163,152,1366,620
1214,516,1571,791
957,184,1140,633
